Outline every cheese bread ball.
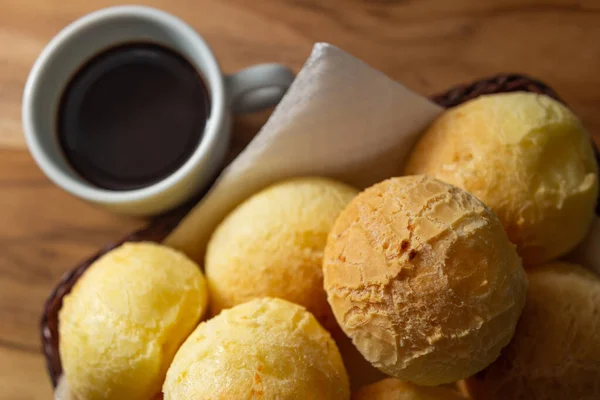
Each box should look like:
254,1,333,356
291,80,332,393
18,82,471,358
324,175,528,385
405,92,598,265
205,177,358,328
353,379,467,400
465,262,600,400
163,297,350,400
59,242,208,400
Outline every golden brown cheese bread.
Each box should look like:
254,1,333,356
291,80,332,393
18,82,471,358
205,177,358,329
59,242,208,400
405,92,598,265
353,379,467,400
163,297,350,400
324,175,528,385
465,262,600,400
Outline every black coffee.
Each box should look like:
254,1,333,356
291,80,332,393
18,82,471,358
57,43,210,191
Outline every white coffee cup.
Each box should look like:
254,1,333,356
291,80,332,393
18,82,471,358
23,5,294,216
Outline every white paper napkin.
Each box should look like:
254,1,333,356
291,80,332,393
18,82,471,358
164,43,443,260
55,375,75,400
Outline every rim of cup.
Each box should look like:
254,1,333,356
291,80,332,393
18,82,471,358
22,5,226,205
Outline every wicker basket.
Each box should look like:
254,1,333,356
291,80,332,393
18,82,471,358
40,73,599,388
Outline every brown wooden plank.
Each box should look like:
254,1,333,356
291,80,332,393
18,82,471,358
0,345,51,399
1,0,599,396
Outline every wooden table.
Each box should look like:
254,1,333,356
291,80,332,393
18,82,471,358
1,1,599,398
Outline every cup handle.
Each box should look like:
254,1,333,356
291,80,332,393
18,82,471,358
226,64,295,113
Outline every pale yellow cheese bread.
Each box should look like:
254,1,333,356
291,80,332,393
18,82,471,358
59,242,208,400
205,177,358,330
163,297,350,400
405,92,598,265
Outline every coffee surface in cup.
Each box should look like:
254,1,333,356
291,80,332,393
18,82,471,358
58,43,210,191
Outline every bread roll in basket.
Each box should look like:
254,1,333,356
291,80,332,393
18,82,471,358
41,73,600,389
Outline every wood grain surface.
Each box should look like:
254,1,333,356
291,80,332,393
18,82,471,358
1,0,599,398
